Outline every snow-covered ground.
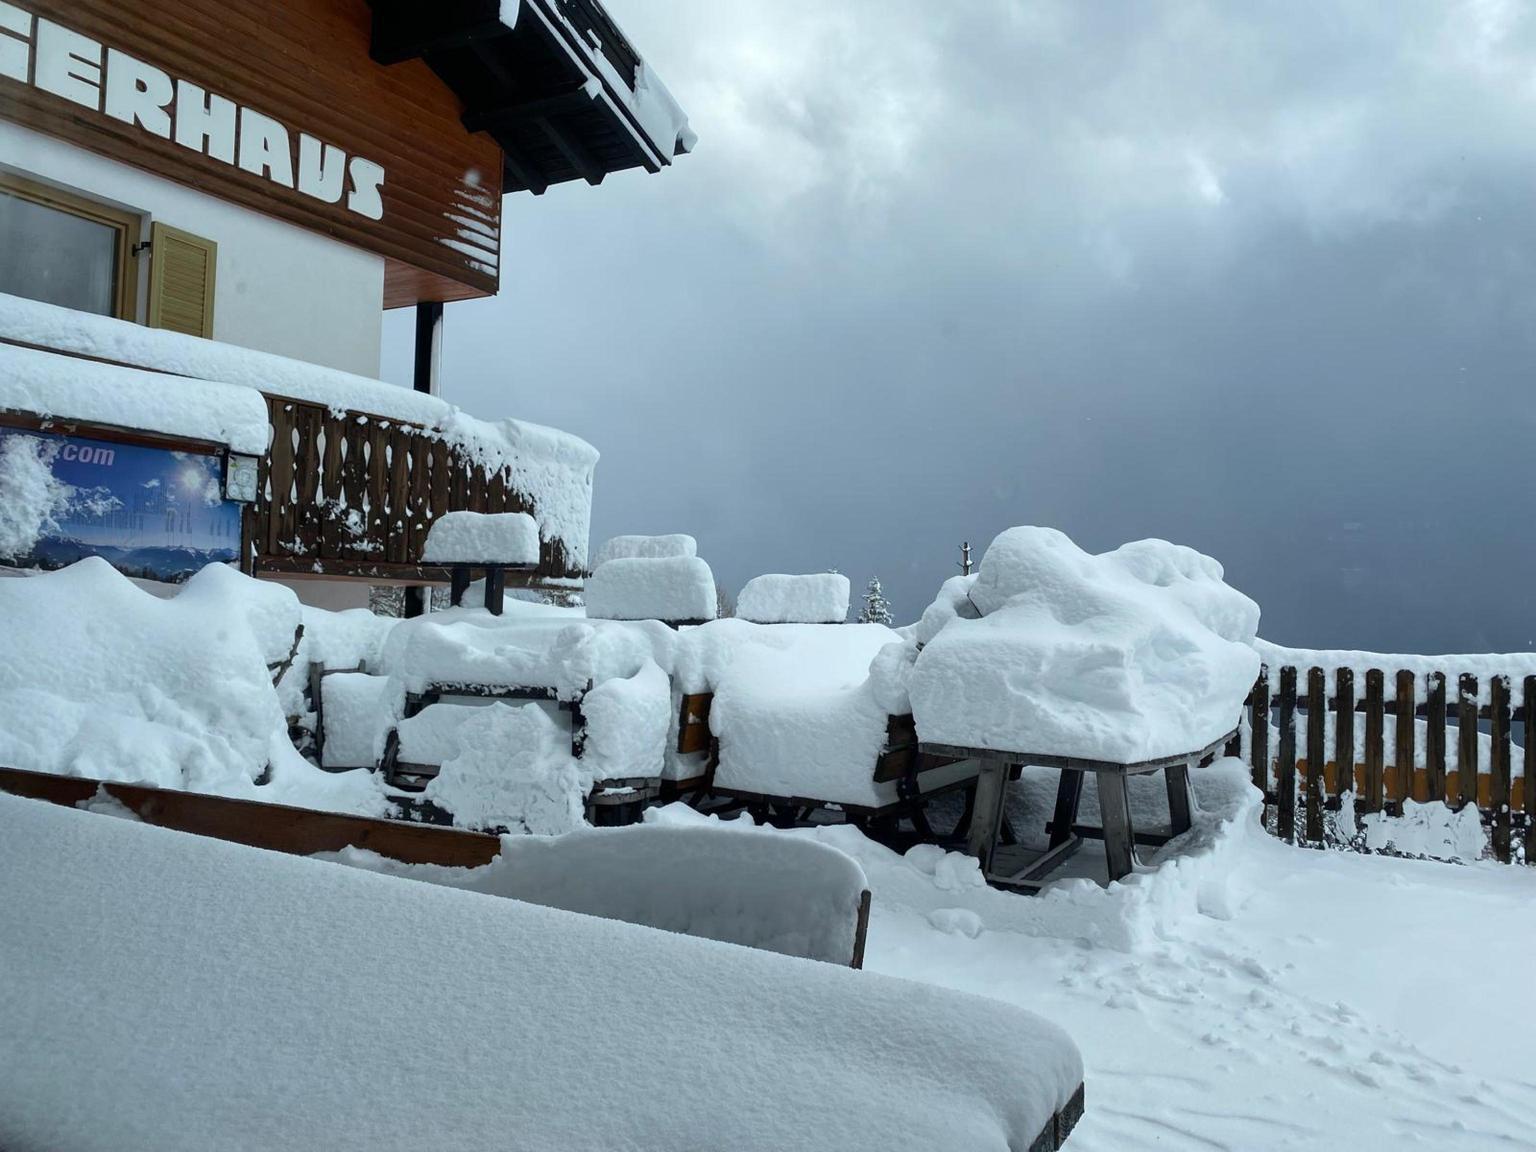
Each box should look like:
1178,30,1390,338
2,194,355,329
846,778,1536,1151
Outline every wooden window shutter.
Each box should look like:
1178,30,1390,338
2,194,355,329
147,222,217,338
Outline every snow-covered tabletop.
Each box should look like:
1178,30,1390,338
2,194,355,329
0,793,1085,1152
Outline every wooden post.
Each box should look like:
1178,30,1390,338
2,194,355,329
1395,669,1416,811
1095,769,1137,882
1425,672,1447,803
1457,674,1479,810
1277,666,1297,843
1306,668,1326,843
1490,676,1511,863
483,565,505,616
1048,769,1084,849
1525,676,1536,866
1363,669,1385,815
449,564,471,607
1335,668,1355,802
1165,761,1194,837
1250,668,1270,797
965,759,1010,873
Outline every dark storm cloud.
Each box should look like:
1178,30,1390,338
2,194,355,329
383,0,1536,651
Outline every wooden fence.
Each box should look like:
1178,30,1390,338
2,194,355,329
253,395,578,582
1248,665,1533,864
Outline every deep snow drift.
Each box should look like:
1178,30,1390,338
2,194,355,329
0,792,1083,1152
0,560,386,815
905,528,1261,761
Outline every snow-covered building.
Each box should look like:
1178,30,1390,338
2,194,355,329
0,0,691,605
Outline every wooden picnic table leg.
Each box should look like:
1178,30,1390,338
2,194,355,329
965,758,1011,875
1165,759,1194,837
450,565,471,607
1048,768,1085,848
483,565,505,616
1095,768,1137,882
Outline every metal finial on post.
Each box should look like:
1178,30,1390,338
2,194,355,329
959,541,972,576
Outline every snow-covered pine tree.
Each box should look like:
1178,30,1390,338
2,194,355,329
858,577,893,625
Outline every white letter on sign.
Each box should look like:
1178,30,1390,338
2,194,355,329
33,18,101,109
297,133,345,204
104,48,172,139
174,80,236,165
238,107,294,188
345,156,385,221
0,2,31,84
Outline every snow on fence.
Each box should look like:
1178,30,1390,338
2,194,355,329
1246,663,1533,864
256,396,583,581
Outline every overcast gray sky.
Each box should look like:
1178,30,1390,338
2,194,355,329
383,0,1536,652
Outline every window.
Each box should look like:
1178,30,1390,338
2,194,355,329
0,172,140,320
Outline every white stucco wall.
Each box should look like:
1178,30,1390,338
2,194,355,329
0,120,384,377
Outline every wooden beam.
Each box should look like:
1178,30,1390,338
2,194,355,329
369,0,506,66
495,134,550,195
462,86,597,133
537,116,606,186
0,765,501,867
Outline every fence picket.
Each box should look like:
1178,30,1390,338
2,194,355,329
1335,668,1355,802
1526,676,1536,866
1277,667,1297,843
1490,676,1511,863
1395,670,1416,810
1425,672,1447,802
1458,674,1479,810
1306,668,1326,843
1250,668,1270,797
1363,670,1385,814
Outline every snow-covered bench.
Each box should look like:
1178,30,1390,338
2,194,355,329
375,613,674,823
668,621,978,837
0,790,1086,1151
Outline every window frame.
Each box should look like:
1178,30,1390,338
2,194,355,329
0,170,142,322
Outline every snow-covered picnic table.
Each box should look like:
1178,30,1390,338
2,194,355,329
899,528,1261,888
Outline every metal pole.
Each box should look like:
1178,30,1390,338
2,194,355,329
404,301,444,620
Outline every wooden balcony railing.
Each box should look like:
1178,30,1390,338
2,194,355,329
252,396,576,583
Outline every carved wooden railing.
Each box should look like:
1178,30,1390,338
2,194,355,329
252,395,576,582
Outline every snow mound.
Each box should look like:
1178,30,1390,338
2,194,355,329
0,792,1082,1151
580,658,671,781
737,572,850,624
584,555,717,623
910,528,1260,762
592,533,697,566
332,821,870,966
423,704,588,834
378,610,673,697
0,560,389,815
0,559,283,792
421,511,539,565
176,563,302,669
319,673,404,770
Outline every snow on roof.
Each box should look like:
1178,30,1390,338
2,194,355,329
534,3,696,164
0,342,268,455
0,793,1082,1151
909,528,1261,762
0,294,600,566
421,511,540,565
736,573,851,625
585,556,717,623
